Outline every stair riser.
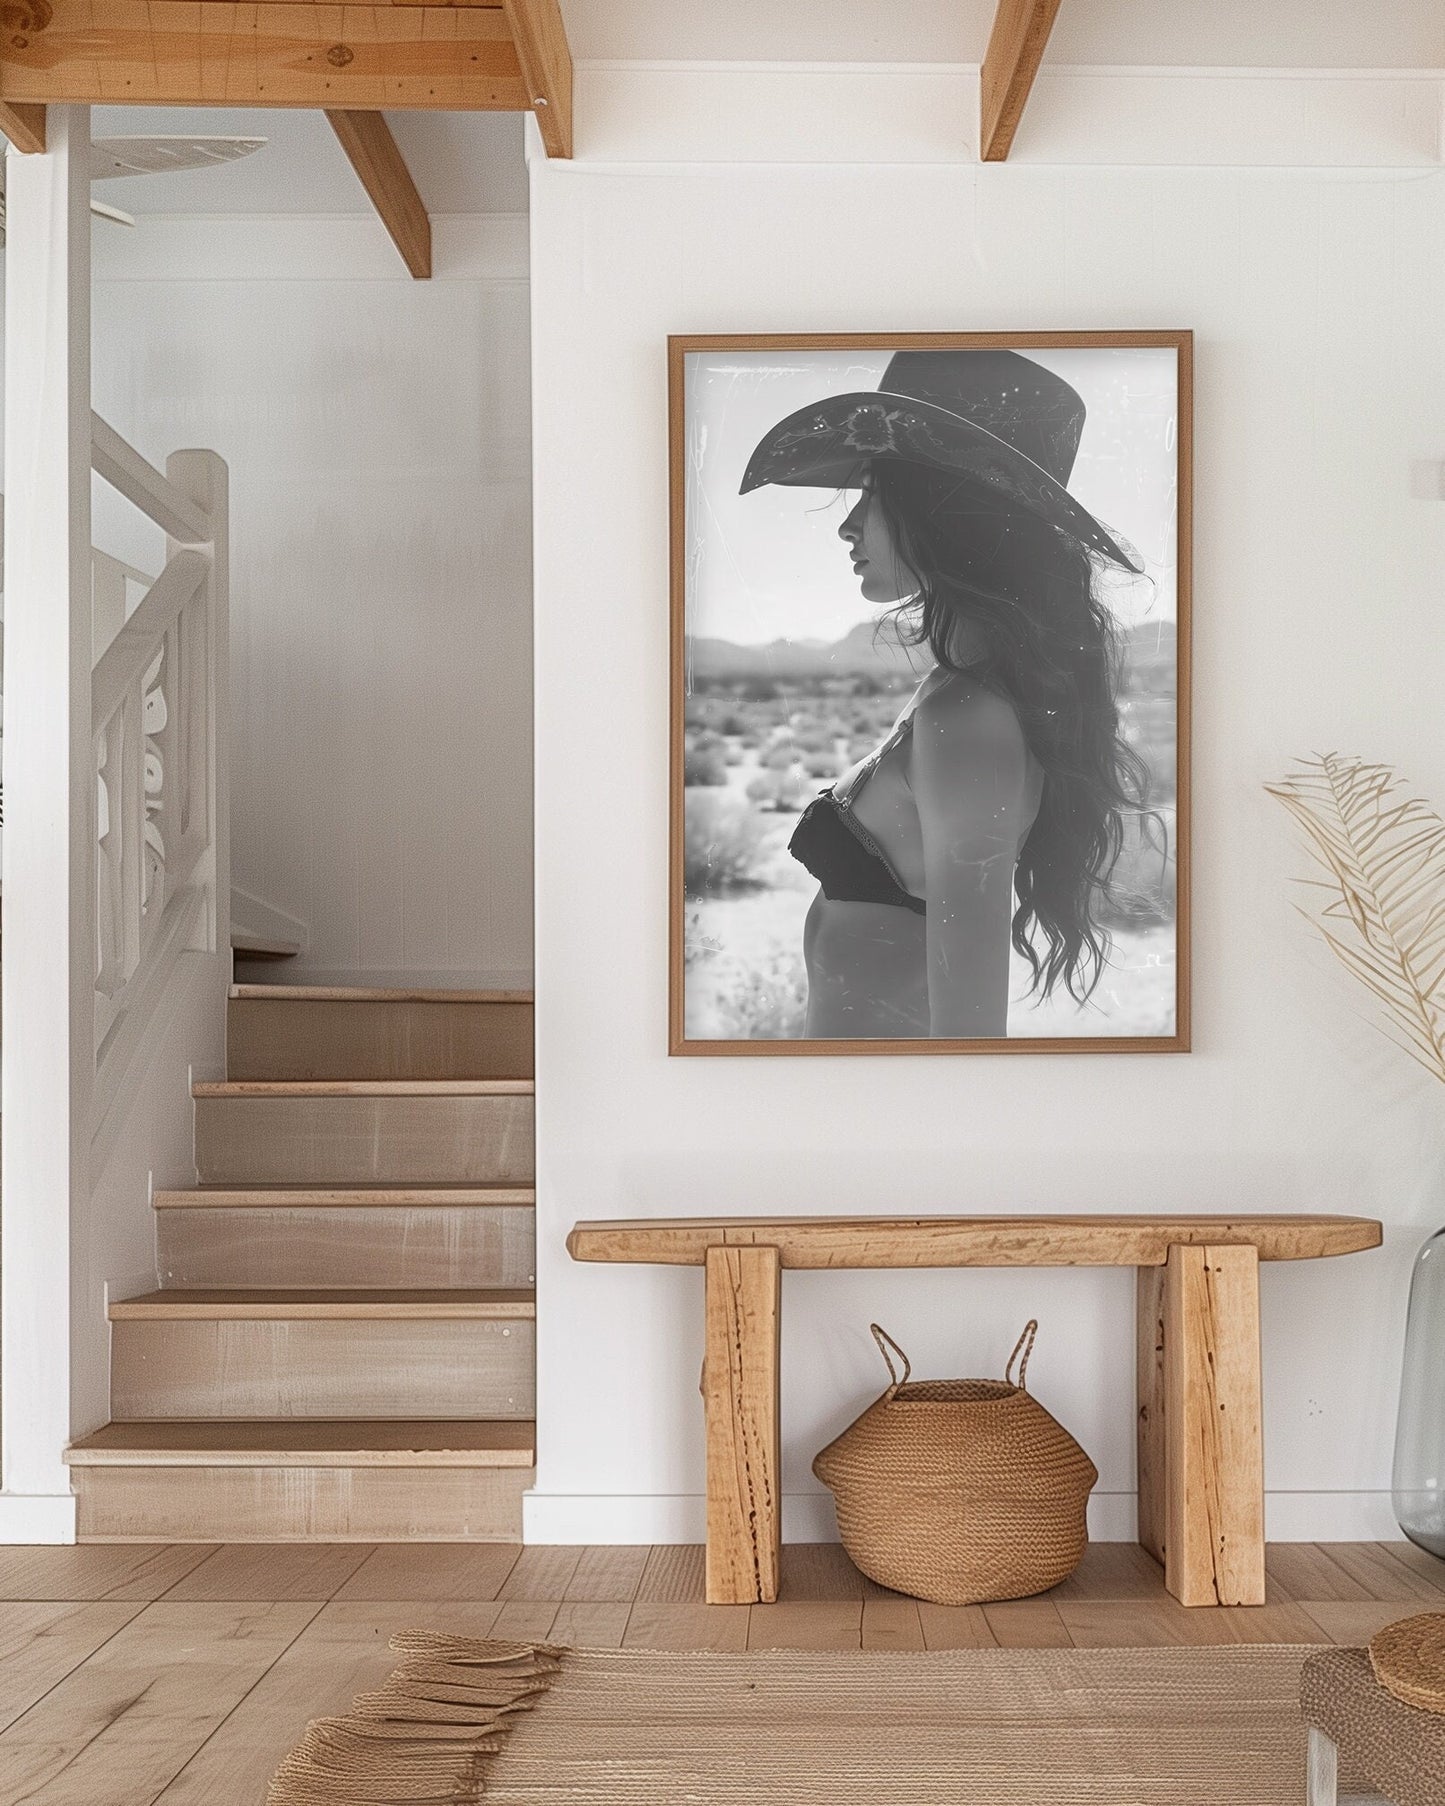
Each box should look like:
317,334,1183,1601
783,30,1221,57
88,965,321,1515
73,1465,531,1541
111,1319,535,1419
157,1207,537,1289
194,1094,534,1185
227,999,534,1082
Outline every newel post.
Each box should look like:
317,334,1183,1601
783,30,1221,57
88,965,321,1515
0,107,93,1539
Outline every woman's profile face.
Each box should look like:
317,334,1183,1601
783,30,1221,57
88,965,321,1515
839,473,915,606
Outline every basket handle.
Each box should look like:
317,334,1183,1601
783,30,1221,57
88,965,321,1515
870,1323,912,1395
1005,1320,1039,1391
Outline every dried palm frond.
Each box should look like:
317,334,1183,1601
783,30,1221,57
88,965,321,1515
1266,754,1445,1084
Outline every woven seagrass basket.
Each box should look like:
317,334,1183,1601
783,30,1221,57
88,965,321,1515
813,1321,1097,1605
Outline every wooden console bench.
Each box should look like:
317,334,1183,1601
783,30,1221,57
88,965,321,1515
567,1214,1382,1608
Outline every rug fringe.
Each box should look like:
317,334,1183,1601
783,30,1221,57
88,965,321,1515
267,1636,565,1806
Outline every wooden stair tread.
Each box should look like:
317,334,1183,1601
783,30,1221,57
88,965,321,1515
193,1079,534,1098
109,1287,537,1320
153,1185,536,1209
568,1213,1384,1268
65,1419,536,1468
229,984,534,1003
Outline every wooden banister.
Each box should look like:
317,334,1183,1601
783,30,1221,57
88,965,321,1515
90,412,211,545
89,550,207,730
89,442,227,1125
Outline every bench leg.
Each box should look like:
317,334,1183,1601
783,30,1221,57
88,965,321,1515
1307,1728,1338,1806
1152,1242,1266,1605
1136,1264,1167,1566
704,1244,781,1605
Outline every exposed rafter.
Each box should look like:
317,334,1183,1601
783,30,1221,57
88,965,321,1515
0,1,526,113
326,110,431,279
501,0,573,159
0,0,573,158
980,0,1063,162
0,100,45,154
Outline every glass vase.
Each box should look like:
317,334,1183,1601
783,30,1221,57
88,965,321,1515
1394,1227,1445,1556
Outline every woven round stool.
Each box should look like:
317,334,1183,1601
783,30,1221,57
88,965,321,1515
1300,1640,1445,1806
1369,1612,1445,1714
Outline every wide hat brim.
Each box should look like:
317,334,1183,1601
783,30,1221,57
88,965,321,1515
739,390,1143,574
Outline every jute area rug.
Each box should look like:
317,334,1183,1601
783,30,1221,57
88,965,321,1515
269,1632,1364,1805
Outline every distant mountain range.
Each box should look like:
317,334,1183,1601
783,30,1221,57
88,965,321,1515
690,618,925,686
690,616,1176,689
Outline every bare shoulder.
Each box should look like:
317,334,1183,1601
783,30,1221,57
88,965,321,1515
912,672,1027,762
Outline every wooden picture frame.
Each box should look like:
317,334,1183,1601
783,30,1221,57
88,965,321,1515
669,331,1192,1056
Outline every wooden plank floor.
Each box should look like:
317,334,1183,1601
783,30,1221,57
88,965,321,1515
0,1540,1438,1804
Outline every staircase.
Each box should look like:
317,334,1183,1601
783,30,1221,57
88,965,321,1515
66,985,536,1541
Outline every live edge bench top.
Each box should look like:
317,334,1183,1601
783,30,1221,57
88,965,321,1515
566,1213,1382,1269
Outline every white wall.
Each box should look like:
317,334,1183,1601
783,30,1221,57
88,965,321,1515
527,78,1445,1542
91,214,534,987
90,108,530,219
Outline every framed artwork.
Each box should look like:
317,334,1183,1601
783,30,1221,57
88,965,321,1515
669,331,1191,1056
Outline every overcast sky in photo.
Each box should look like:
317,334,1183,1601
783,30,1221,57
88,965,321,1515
684,345,1179,648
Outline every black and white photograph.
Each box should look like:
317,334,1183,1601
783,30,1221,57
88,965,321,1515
670,333,1190,1054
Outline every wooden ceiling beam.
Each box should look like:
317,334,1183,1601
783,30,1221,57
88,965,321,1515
0,101,45,154
0,0,571,154
980,0,1064,162
0,0,526,111
500,0,573,158
326,110,431,279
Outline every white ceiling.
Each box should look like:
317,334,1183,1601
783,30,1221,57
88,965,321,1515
87,4,1444,217
561,0,1445,68
91,108,528,218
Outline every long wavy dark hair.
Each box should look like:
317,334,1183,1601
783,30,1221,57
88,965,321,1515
869,460,1149,1003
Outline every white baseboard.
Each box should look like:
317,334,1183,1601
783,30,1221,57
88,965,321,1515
0,1493,77,1543
523,1489,1397,1546
1264,1491,1399,1540
523,1491,838,1544
1089,1493,1139,1540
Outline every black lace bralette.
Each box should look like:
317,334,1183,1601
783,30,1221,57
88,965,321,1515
788,717,925,916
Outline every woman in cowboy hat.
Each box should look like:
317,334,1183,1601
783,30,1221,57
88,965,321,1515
741,348,1149,1040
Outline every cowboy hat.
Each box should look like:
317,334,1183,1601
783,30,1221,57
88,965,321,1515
739,348,1142,573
